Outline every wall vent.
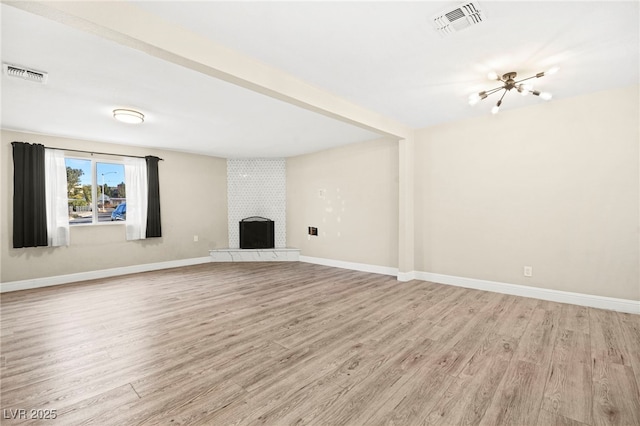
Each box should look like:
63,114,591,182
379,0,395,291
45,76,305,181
432,2,485,36
3,63,48,84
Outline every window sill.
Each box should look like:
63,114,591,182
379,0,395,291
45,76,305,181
70,221,126,227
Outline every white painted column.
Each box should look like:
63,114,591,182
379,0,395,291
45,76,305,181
398,135,415,281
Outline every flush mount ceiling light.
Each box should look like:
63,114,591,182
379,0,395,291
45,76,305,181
113,109,144,124
468,67,558,114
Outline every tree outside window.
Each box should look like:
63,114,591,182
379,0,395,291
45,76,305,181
65,158,125,225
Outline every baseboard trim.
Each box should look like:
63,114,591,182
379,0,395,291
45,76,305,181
397,271,416,282
412,270,639,314
4,257,636,314
0,257,213,293
299,256,398,277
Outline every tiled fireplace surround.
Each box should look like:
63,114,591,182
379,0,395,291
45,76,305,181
210,158,299,261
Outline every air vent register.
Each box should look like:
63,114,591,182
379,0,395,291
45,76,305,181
3,63,48,84
432,2,485,36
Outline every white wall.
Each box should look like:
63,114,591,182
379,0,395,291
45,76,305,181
414,86,639,301
287,137,399,268
1,130,228,283
3,85,638,305
226,158,286,248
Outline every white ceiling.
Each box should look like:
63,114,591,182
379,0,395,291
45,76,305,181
2,1,638,158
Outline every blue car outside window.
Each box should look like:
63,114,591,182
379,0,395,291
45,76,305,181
111,203,126,221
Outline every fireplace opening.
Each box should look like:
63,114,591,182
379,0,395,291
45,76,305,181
239,217,275,249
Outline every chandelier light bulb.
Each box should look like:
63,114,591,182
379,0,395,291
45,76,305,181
487,71,499,81
546,66,559,75
468,91,488,106
517,84,531,96
491,100,502,115
539,92,553,100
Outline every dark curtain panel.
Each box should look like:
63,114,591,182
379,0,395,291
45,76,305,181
145,156,162,238
12,142,48,248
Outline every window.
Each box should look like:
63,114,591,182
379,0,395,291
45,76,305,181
65,157,126,225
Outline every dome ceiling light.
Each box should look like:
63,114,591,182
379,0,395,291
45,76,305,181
113,108,144,124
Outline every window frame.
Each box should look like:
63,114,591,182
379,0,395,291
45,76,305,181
65,155,126,226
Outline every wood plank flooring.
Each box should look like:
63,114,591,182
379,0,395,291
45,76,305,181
1,262,639,425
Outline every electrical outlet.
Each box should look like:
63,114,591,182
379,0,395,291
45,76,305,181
193,235,199,242
523,266,532,277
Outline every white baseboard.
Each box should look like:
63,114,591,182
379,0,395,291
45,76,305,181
397,271,416,282
0,257,213,293
3,257,637,314
412,270,639,315
299,256,398,277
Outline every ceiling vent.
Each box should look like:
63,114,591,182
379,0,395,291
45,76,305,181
3,63,48,84
432,2,485,36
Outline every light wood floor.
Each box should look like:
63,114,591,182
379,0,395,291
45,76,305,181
1,262,639,425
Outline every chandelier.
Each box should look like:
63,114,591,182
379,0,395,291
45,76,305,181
468,67,558,114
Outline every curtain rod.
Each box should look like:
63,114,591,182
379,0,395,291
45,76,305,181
46,146,164,161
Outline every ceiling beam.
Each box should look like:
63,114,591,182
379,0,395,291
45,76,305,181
7,0,411,139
